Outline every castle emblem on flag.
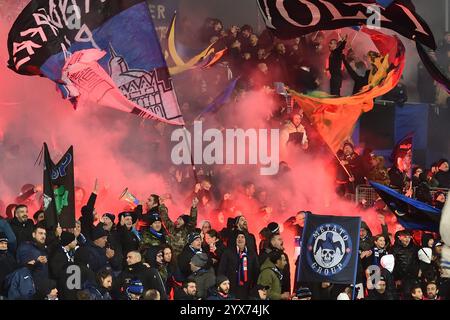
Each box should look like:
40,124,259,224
108,44,172,119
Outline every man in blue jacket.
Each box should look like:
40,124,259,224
79,226,122,273
16,225,48,278
0,217,17,253
16,225,51,297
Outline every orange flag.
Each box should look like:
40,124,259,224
290,29,405,153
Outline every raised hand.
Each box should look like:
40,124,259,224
93,178,99,194
192,197,199,208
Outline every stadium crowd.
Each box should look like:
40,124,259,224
0,17,449,302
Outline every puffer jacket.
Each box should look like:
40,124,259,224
159,205,198,259
16,241,49,280
391,239,419,281
9,217,34,246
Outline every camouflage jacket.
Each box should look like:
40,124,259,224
141,228,167,250
141,205,169,251
159,204,198,258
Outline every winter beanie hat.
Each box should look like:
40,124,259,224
267,222,280,234
60,231,76,247
187,232,201,245
190,252,208,268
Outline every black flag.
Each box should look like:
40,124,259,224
43,143,75,229
297,212,361,285
257,0,436,49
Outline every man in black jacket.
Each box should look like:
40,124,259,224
79,180,99,241
49,231,77,280
174,279,198,300
435,159,450,188
258,233,291,295
79,226,122,273
343,58,369,94
228,215,258,254
392,230,419,294
218,231,259,299
204,229,226,273
99,213,124,265
117,212,141,257
328,34,347,96
367,277,394,300
134,194,160,231
9,204,34,246
178,232,204,279
58,248,96,300
116,251,167,300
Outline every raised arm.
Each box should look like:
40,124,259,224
80,179,98,239
159,202,175,234
186,197,199,230
343,57,361,82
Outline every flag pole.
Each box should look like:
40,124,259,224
349,29,360,47
333,151,353,179
352,218,362,300
287,89,354,179
182,126,199,184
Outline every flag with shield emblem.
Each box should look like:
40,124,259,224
297,212,361,285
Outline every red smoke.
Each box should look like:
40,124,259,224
0,6,404,274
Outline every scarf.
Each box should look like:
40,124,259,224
62,246,74,263
218,291,229,299
77,233,87,245
372,247,386,266
189,245,202,254
149,228,165,242
131,227,142,242
237,246,248,286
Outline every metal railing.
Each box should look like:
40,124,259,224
355,184,449,207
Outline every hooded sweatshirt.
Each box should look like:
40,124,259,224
380,254,397,299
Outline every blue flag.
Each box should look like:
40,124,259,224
196,77,239,119
370,181,441,232
297,212,361,285
376,0,395,8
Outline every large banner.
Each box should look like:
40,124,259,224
297,212,361,285
43,143,75,229
148,0,180,42
7,0,184,124
257,0,436,49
